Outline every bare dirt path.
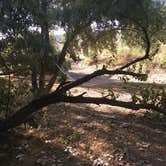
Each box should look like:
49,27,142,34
68,63,166,88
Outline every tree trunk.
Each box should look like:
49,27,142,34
39,0,49,91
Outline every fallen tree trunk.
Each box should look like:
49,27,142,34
0,91,165,132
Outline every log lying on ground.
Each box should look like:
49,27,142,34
0,92,164,132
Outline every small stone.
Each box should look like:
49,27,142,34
93,158,104,166
43,155,48,159
16,154,25,161
57,159,63,163
135,160,145,166
51,164,56,166
45,140,52,143
36,158,47,165
40,151,46,154
120,123,130,128
136,142,150,148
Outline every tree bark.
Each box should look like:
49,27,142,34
46,35,73,92
39,0,49,91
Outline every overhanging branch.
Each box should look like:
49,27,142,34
46,22,91,92
117,13,151,70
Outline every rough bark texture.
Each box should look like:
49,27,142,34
39,0,49,90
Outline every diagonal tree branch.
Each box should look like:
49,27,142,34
45,33,73,92
46,22,92,92
57,66,147,93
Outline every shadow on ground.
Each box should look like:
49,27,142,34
1,103,166,166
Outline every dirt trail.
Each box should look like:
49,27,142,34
68,63,166,88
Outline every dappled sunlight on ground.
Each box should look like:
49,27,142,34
1,64,166,165
1,100,166,166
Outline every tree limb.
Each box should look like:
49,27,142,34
117,13,151,70
58,67,147,93
0,93,164,132
46,22,91,92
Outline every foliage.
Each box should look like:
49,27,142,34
132,87,166,110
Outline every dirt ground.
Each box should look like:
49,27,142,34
1,60,166,166
1,86,166,166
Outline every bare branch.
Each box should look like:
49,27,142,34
76,92,87,97
58,67,147,93
46,33,73,91
118,28,150,70
46,22,91,92
117,12,151,70
61,95,164,114
0,93,164,131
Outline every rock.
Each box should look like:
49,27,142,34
16,154,25,161
135,160,145,166
64,146,78,156
40,151,46,154
36,158,47,165
45,140,52,143
136,142,150,148
15,146,23,151
120,123,130,128
25,144,29,149
93,158,104,166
